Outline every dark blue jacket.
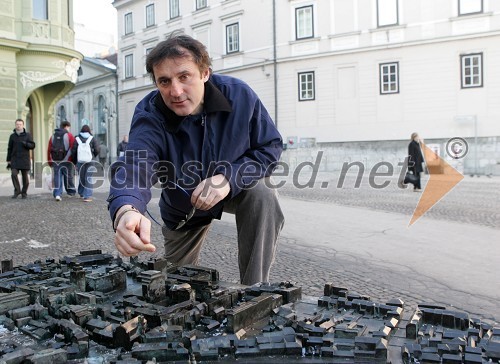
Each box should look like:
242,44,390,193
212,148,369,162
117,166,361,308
108,74,283,230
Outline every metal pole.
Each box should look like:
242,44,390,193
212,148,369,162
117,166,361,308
272,0,278,128
474,115,478,176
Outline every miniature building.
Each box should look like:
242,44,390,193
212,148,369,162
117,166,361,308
0,250,498,363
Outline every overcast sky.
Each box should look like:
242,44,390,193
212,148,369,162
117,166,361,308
73,0,117,56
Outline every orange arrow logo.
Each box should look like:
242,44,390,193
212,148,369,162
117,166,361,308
409,143,464,226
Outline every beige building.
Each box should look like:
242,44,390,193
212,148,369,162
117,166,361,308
0,0,82,170
113,0,500,175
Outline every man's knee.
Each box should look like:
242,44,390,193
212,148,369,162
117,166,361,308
243,178,279,203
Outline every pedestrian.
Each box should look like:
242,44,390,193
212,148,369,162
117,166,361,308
108,33,284,285
72,124,100,202
47,120,76,201
117,135,128,157
408,132,424,191
6,119,35,199
99,142,109,167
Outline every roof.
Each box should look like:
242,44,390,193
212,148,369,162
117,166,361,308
83,56,117,71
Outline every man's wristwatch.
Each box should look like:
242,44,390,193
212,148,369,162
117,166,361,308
113,206,140,232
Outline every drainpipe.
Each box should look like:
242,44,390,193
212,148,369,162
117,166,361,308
273,0,278,128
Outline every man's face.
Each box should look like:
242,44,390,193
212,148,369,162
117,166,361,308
153,53,209,116
15,121,24,132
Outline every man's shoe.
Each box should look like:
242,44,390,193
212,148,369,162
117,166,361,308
11,193,19,199
21,194,27,199
55,196,62,201
83,198,92,202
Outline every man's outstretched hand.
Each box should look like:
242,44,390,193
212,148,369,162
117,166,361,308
114,205,156,257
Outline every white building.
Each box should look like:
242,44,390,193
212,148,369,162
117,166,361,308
112,0,500,175
55,56,119,161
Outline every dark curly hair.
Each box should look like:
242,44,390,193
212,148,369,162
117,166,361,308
146,32,212,83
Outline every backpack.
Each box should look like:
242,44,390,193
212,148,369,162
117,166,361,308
50,129,67,161
76,135,94,163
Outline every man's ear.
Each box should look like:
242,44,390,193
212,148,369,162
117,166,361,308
201,68,210,82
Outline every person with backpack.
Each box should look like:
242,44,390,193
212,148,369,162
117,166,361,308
47,120,76,201
71,124,100,202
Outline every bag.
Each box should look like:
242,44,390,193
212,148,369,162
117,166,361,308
50,129,67,161
76,135,94,163
404,171,419,185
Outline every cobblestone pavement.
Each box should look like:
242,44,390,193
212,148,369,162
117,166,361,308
0,173,498,325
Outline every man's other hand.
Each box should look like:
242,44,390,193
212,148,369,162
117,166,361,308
191,174,230,210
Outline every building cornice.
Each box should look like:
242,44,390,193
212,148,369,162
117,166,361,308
22,45,83,60
75,73,117,88
118,83,155,97
278,30,500,64
0,38,30,51
112,0,135,10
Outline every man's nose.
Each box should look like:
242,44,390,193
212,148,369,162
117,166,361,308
170,80,183,97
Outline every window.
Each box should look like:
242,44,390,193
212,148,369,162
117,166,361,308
458,0,483,15
97,96,107,136
196,0,207,10
144,47,154,75
58,105,66,123
125,54,134,79
170,0,180,19
33,0,48,20
379,62,399,94
124,12,133,35
296,6,313,40
461,53,482,88
146,4,155,27
77,101,84,130
377,0,398,27
226,23,239,54
298,72,315,101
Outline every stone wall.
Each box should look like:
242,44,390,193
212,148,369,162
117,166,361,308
280,137,500,176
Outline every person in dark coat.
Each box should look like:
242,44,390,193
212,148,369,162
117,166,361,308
6,119,36,199
117,135,128,157
408,132,424,191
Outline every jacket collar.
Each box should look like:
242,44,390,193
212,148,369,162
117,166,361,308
154,77,232,133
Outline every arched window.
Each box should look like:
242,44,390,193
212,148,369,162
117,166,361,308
58,105,66,124
97,96,107,137
77,101,84,130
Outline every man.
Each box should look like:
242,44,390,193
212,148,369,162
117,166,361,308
108,34,284,285
47,120,76,201
99,142,109,167
408,132,424,192
117,135,128,157
6,119,35,199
